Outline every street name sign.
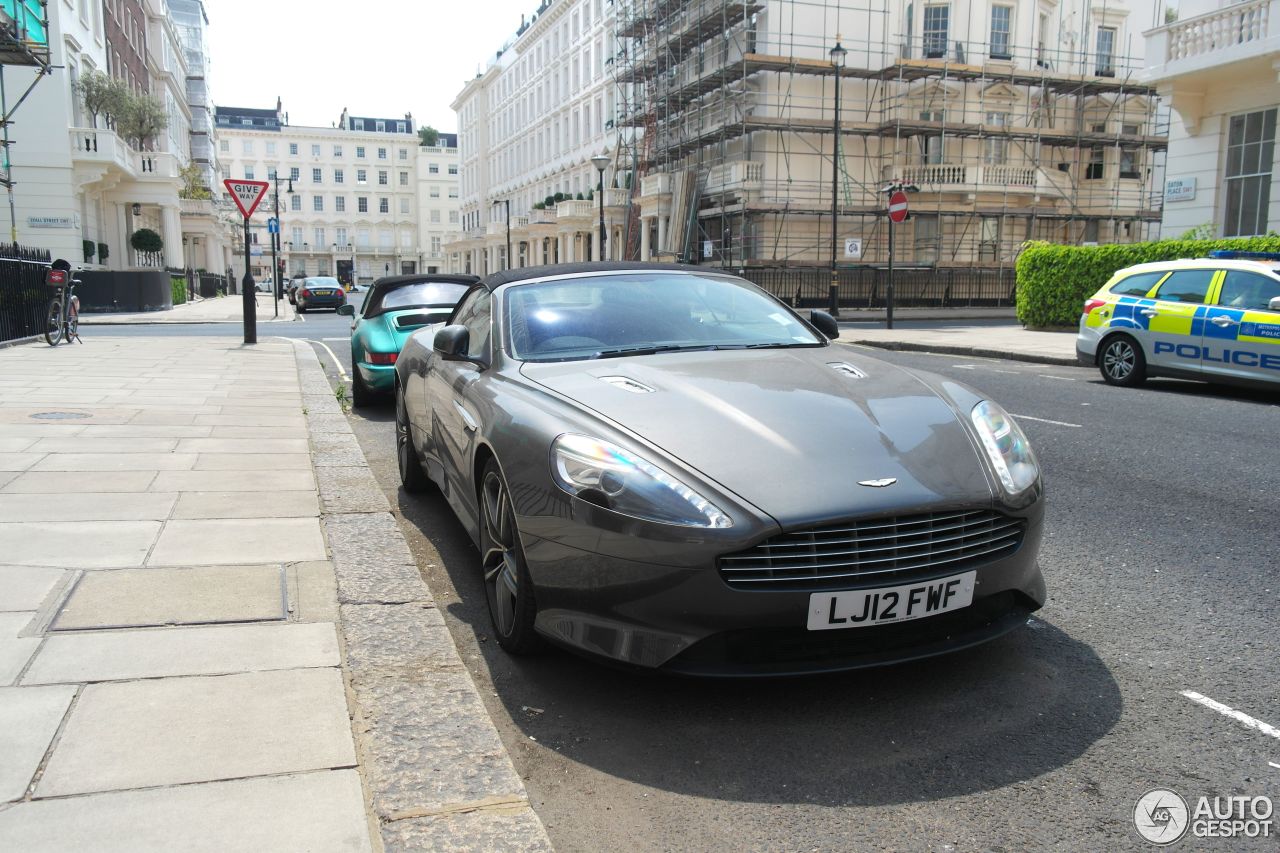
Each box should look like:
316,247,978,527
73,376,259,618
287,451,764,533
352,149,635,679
223,179,270,219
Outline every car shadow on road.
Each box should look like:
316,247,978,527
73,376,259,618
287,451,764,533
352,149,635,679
1089,376,1278,405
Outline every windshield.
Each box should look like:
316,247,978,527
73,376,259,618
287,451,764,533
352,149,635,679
362,281,472,317
504,272,823,362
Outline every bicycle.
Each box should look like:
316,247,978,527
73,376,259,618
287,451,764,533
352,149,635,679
44,259,82,346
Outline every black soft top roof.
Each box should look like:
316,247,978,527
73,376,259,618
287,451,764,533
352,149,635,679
479,261,728,291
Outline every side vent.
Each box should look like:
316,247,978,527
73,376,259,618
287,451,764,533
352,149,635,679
828,362,867,379
598,375,656,394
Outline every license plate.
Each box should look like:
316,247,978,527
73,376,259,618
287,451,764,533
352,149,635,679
806,570,976,631
314,290,333,296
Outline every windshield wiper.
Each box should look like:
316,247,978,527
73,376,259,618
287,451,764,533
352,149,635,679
740,341,824,349
590,344,692,359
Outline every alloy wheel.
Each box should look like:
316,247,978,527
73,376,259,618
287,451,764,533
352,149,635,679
481,469,519,638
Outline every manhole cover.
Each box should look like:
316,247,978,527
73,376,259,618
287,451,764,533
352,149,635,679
29,412,92,420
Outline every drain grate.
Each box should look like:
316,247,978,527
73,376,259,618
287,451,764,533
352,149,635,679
29,412,92,420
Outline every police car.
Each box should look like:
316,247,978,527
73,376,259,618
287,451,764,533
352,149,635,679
1076,250,1280,389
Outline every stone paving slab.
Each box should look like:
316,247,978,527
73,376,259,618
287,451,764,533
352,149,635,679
0,470,158,493
0,685,77,802
30,452,196,472
0,566,66,611
193,414,306,428
0,771,372,852
148,518,327,566
0,437,35,451
25,437,179,453
0,452,43,471
176,437,309,454
51,565,286,630
171,490,319,519
317,465,392,514
24,622,339,684
193,452,312,471
0,612,40,685
35,668,357,797
150,469,315,492
0,521,161,568
0,492,177,522
383,807,556,853
78,424,214,438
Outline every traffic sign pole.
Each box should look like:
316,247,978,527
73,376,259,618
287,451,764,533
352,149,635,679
222,179,270,345
886,190,910,330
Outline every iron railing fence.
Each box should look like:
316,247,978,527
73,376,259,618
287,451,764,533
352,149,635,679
0,243,52,344
735,266,1017,309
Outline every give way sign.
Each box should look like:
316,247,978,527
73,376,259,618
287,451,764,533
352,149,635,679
223,179,270,219
888,190,909,223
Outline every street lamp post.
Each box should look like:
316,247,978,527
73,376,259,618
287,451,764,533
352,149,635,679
269,171,294,318
491,199,511,270
591,153,610,261
828,38,847,318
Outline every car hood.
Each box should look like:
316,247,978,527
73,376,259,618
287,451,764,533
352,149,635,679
519,347,995,526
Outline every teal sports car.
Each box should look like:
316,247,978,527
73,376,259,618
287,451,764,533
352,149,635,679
339,274,479,406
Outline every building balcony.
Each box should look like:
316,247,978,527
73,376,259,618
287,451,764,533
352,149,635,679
69,128,136,185
1146,0,1280,84
556,199,595,220
640,172,672,198
882,162,1063,197
704,160,763,196
528,209,558,225
179,198,216,217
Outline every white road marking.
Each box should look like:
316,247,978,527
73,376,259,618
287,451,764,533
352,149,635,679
308,339,349,382
1269,762,1280,770
952,364,978,370
321,337,348,342
1010,414,1083,428
1037,374,1077,381
1182,691,1280,741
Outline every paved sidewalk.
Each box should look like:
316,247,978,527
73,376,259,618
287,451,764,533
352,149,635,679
79,292,297,325
839,324,1080,366
0,336,549,851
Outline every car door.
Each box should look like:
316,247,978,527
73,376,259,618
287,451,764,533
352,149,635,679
1201,268,1280,385
1142,268,1218,376
425,287,493,514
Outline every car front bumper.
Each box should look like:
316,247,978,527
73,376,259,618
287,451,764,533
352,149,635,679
521,512,1046,676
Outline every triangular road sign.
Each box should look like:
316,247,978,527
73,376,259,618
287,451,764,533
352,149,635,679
223,179,270,219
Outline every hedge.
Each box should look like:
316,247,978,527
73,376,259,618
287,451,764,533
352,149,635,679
170,274,187,306
1015,236,1280,327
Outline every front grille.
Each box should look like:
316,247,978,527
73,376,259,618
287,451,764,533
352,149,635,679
718,509,1024,591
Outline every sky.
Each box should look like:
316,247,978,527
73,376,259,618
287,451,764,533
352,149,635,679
205,0,536,132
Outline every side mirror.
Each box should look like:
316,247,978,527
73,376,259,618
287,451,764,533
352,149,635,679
336,304,354,317
1270,296,1280,312
809,309,840,340
433,324,471,360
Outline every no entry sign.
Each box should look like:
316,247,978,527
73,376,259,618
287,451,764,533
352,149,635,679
223,179,270,219
888,191,909,223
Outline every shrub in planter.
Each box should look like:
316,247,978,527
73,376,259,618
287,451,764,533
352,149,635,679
1016,236,1280,327
170,275,187,306
97,242,109,263
130,228,163,254
543,196,555,208
82,239,96,262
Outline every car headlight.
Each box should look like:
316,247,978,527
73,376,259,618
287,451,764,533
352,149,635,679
550,434,732,528
970,401,1039,496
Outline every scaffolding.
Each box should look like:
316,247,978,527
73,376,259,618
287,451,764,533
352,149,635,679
610,0,1167,275
0,1,54,242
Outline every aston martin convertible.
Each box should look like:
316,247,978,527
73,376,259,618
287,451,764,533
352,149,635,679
394,262,1046,675
338,274,479,406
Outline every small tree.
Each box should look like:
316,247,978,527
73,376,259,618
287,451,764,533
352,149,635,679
74,70,128,128
418,126,440,147
118,94,169,150
131,228,163,253
178,162,211,200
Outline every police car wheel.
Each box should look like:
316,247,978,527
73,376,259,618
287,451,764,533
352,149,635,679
1099,335,1146,387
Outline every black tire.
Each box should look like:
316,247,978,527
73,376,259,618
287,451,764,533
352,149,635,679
395,381,431,493
1098,334,1147,387
478,458,542,655
351,368,371,408
68,311,80,343
44,299,64,346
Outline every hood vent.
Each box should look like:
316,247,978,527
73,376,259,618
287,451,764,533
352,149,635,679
597,375,655,394
396,313,442,329
828,362,867,379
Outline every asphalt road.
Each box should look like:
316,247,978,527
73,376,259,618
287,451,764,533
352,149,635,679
93,316,1280,850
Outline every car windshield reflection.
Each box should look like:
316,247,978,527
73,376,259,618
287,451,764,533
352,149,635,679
504,272,823,362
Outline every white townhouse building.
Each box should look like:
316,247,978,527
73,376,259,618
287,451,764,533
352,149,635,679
1145,0,1280,238
416,133,462,273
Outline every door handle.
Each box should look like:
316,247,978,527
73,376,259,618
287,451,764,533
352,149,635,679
1140,309,1158,318
1211,315,1239,327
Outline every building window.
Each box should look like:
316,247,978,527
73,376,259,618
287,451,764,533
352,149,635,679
920,111,945,163
378,170,388,185
1086,146,1105,180
430,209,440,223
358,197,368,213
289,143,298,155
429,164,439,174
448,188,459,198
448,165,458,175
1119,148,1141,180
336,196,346,212
1095,26,1116,76
398,171,408,186
334,169,344,184
265,141,276,156
431,236,441,255
242,140,253,154
1084,220,1100,243
336,227,347,246
313,196,324,211
291,195,301,211
353,119,364,131
914,214,940,263
923,5,949,59
334,145,342,157
990,6,1012,59
397,122,406,134
430,187,440,198
314,227,325,245
379,198,389,213
979,217,1000,260
291,226,303,246
312,167,322,183
311,144,321,156
356,146,365,158
357,169,367,184
220,166,230,180
400,198,410,214
1037,12,1049,66
357,228,370,247
377,147,387,159
449,210,459,223
984,112,1008,163
1225,108,1277,236
376,120,385,132
399,148,408,160
220,139,229,152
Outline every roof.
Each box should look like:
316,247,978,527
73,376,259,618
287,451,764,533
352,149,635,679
479,261,733,290
1119,257,1280,275
372,273,480,290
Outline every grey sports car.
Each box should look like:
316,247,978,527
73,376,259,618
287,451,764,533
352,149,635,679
394,262,1046,675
